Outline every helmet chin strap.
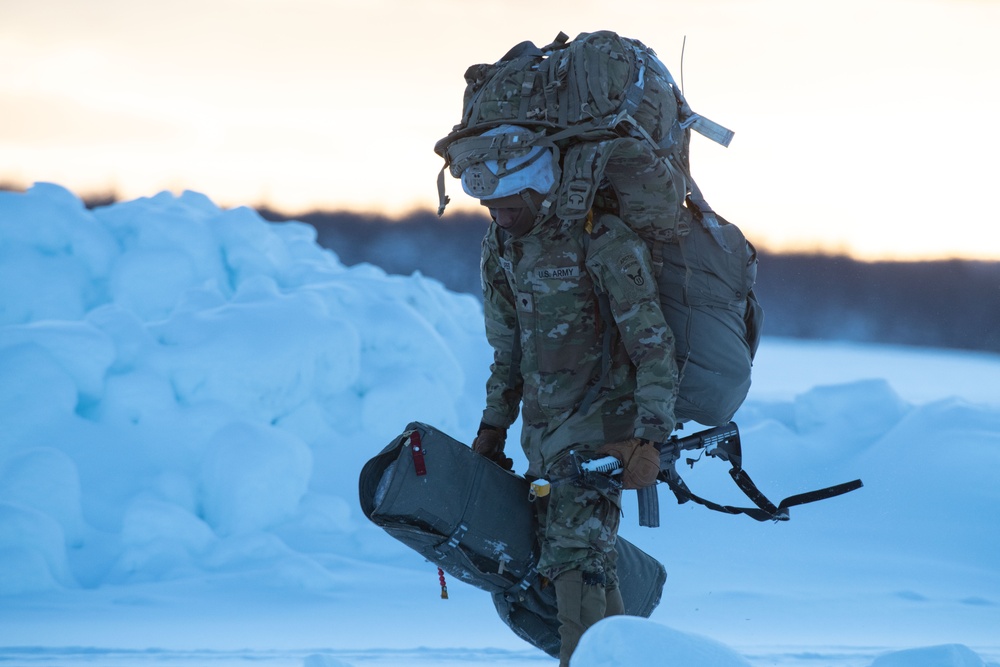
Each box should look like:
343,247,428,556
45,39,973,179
521,190,556,225
519,190,539,217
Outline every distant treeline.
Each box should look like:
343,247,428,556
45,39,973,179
257,207,1000,355
31,186,992,354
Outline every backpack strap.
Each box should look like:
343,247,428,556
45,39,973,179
685,179,733,253
654,61,735,149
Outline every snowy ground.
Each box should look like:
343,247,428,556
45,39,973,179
1,184,997,666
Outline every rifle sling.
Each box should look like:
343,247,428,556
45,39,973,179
663,462,863,522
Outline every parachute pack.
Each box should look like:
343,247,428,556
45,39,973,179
359,422,666,658
435,30,762,426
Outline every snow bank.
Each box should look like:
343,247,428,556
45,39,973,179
573,616,753,666
0,183,490,595
869,644,996,667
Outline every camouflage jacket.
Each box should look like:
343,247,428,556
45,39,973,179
481,212,678,476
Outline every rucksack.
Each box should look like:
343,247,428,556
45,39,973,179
358,421,667,658
434,30,763,427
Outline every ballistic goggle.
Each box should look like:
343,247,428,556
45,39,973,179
445,125,558,201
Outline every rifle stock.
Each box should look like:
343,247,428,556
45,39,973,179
656,421,741,477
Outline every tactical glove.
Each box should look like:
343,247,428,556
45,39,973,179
472,424,513,470
597,438,660,489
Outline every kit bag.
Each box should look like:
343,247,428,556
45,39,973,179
359,421,667,657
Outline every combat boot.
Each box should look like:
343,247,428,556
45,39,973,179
604,582,624,618
554,569,607,667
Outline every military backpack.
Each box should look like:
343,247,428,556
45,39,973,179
436,30,762,426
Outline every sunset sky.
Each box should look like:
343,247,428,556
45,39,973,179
2,0,998,260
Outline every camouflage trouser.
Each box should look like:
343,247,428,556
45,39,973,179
534,455,622,586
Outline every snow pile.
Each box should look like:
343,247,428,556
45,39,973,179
574,623,1000,667
868,644,994,667
1,183,998,667
0,183,489,596
574,616,754,666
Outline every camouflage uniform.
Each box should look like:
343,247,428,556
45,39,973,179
480,210,678,580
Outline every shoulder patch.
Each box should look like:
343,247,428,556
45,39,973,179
611,247,654,303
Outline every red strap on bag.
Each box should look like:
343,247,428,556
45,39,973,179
410,431,427,476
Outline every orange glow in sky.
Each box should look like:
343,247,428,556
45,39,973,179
2,0,998,261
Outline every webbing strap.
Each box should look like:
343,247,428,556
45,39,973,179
663,460,863,522
517,70,537,122
657,63,734,148
779,479,866,510
504,565,540,599
436,165,450,217
686,179,733,253
433,522,469,557
663,469,774,521
622,57,646,116
409,431,427,476
729,467,783,518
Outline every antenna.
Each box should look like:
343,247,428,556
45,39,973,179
680,35,687,94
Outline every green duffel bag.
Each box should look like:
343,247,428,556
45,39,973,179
358,421,667,658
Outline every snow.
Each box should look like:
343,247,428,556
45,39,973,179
0,182,998,667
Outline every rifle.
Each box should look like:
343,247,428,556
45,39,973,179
529,422,863,527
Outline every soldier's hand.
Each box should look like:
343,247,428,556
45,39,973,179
597,438,659,489
472,425,513,470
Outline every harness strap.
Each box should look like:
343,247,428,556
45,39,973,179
503,565,540,600
433,522,469,557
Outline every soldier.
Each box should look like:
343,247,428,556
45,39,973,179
466,125,679,666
